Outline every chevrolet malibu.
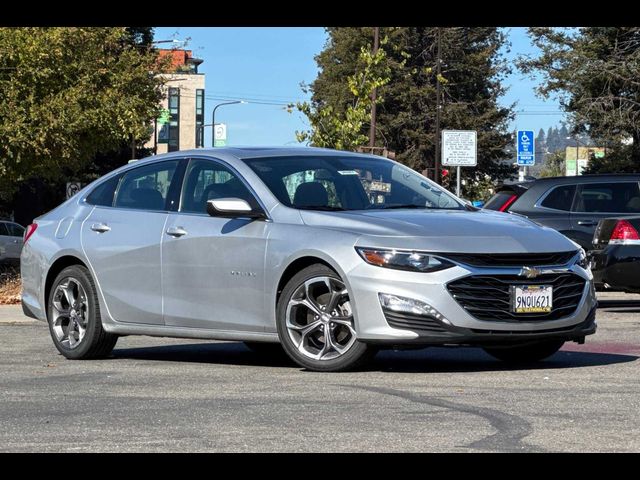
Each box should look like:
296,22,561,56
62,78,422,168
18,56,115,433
21,147,597,372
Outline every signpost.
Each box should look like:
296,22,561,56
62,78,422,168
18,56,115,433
214,123,227,147
157,108,170,145
517,129,535,173
66,182,82,200
442,130,477,197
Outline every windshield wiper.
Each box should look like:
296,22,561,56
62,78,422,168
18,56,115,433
297,206,347,211
371,204,434,210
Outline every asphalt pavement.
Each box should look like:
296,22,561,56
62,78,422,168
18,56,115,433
1,292,639,452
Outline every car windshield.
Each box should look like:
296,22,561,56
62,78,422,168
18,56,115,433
242,155,465,211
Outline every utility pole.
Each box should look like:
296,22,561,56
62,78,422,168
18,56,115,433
434,28,442,185
369,27,380,148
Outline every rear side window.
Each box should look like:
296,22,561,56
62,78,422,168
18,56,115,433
0,223,8,236
6,223,24,237
484,190,518,211
540,185,576,211
114,161,179,212
574,182,640,213
86,175,121,207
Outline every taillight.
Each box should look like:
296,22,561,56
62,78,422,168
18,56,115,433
498,194,518,212
609,220,640,245
24,223,38,244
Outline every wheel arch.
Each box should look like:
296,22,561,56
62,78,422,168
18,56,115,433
276,255,338,308
44,255,89,312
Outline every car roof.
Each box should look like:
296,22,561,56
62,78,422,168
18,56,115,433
531,173,640,184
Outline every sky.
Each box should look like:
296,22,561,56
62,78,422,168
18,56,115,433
154,27,565,147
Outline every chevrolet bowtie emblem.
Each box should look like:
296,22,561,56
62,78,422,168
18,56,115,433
519,266,542,279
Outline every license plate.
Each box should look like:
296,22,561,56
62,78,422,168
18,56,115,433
511,285,553,313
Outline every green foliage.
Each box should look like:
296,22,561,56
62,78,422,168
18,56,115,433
302,27,516,185
539,151,566,177
292,44,390,151
520,27,640,166
0,27,165,200
583,145,640,174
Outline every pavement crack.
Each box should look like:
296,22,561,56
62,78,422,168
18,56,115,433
341,384,544,452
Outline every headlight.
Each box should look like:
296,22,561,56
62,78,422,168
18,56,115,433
355,247,455,273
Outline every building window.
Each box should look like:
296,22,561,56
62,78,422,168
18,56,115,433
168,87,180,152
195,89,205,148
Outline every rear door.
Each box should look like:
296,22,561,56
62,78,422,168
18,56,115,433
81,159,184,325
570,181,640,249
527,183,577,235
4,223,25,260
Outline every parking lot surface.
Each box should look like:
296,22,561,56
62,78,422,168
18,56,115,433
1,292,639,452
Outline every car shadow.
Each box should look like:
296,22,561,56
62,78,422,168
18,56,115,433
110,342,638,373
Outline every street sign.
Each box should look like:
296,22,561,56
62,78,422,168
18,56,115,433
442,130,477,166
214,123,227,147
66,182,82,199
517,130,535,166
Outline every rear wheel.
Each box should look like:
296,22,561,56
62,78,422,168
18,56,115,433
276,264,374,372
47,265,118,359
483,340,564,363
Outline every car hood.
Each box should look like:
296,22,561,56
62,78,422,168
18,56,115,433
299,208,578,254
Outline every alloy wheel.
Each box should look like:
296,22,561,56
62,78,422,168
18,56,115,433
285,276,357,361
51,277,89,349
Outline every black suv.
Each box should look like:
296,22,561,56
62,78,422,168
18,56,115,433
484,174,640,250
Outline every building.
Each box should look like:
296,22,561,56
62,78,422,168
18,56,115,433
144,49,205,154
565,146,605,176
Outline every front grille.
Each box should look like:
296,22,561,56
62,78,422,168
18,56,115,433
444,251,577,267
383,309,449,333
447,273,586,322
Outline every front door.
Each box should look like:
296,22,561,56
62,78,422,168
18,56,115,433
81,159,181,325
161,158,270,331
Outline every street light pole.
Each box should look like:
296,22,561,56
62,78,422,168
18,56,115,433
211,100,247,147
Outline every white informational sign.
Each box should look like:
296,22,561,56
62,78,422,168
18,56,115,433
66,182,82,199
442,130,477,167
214,123,227,147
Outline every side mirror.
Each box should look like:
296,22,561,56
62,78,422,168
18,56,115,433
206,198,267,219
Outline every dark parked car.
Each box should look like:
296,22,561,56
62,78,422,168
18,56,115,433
484,174,640,250
590,216,640,293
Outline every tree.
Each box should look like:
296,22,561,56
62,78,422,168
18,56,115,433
301,27,516,191
292,42,390,151
0,27,166,200
539,150,566,177
520,27,640,170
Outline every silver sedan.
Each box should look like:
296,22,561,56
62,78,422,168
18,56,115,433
20,147,597,371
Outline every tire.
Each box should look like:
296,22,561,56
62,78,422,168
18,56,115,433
483,340,565,363
244,341,287,357
47,265,118,359
276,264,375,372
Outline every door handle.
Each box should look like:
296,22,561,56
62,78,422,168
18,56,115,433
13,239,20,243
166,226,187,237
90,223,111,233
577,220,598,226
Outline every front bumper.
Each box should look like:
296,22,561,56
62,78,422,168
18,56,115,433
346,259,597,345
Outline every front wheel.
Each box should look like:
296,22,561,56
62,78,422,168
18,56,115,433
483,340,565,363
276,264,375,372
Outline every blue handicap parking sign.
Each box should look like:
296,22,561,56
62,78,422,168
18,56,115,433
517,130,535,166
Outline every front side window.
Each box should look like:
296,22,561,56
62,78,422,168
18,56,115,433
180,159,258,213
114,161,179,211
540,185,576,211
0,223,8,236
574,182,640,213
242,155,464,211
